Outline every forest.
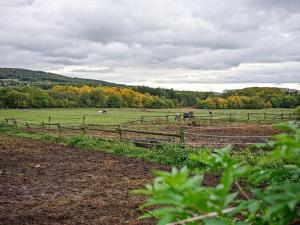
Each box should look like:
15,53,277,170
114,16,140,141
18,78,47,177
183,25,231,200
0,85,175,109
0,85,299,109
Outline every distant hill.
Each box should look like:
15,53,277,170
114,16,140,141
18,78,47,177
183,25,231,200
0,68,121,87
0,68,299,109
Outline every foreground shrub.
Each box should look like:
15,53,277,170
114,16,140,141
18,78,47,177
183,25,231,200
137,122,300,225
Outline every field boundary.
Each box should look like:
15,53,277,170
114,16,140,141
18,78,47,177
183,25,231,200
135,112,296,125
2,118,281,148
2,118,184,143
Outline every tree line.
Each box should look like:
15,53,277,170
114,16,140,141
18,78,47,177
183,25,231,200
134,86,300,109
0,85,176,109
196,87,300,109
0,85,299,109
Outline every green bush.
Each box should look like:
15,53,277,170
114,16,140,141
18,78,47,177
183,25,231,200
66,135,151,158
153,143,204,168
112,141,147,157
67,136,98,149
137,122,300,225
66,136,206,167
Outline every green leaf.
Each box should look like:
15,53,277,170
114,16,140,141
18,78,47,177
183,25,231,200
204,218,232,225
248,201,259,214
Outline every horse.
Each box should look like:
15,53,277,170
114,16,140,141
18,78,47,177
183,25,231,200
97,110,107,114
175,112,181,121
183,111,194,120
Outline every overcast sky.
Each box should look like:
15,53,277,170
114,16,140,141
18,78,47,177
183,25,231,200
1,0,300,91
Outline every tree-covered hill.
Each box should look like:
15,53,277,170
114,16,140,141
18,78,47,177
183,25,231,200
0,68,299,109
0,68,120,87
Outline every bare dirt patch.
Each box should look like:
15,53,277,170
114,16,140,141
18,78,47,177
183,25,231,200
0,134,169,225
182,124,280,148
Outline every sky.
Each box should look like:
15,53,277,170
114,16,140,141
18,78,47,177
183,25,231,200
1,0,300,91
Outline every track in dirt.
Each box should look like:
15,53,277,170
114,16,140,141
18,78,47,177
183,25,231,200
0,135,169,225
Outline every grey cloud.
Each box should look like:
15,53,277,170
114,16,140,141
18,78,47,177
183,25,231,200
70,67,114,73
1,0,35,7
0,0,300,84
247,0,300,12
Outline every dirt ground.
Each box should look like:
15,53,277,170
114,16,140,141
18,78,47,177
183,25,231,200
182,124,280,148
0,134,170,225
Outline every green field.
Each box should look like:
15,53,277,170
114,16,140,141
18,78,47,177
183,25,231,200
0,108,295,125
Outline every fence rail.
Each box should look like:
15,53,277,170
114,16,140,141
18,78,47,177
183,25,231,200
137,112,296,125
4,111,295,129
2,117,285,149
2,118,185,144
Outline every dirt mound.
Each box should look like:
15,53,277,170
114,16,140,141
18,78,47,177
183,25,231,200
0,135,169,225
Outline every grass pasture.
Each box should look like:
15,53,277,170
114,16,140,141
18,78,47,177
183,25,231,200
0,108,295,126
0,107,293,149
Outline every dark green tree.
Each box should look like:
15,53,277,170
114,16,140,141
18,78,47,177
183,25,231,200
106,95,123,108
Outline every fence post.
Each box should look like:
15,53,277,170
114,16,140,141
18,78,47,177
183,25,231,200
247,113,250,121
13,119,18,128
179,127,185,144
41,121,45,129
25,122,29,129
5,118,8,124
288,113,291,120
57,123,62,136
82,116,86,127
141,115,144,124
281,113,284,121
229,114,232,121
117,125,123,140
48,116,51,128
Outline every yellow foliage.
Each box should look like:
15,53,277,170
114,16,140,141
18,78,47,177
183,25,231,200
51,85,159,108
78,85,92,94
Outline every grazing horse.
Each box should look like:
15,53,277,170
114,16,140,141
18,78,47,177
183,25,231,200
175,112,181,121
183,111,194,120
97,110,107,114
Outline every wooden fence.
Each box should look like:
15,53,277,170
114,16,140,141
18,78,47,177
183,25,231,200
1,117,280,149
137,112,296,125
2,118,184,144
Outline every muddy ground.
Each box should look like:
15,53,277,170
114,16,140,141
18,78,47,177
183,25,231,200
182,124,280,148
0,129,256,225
0,134,171,225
